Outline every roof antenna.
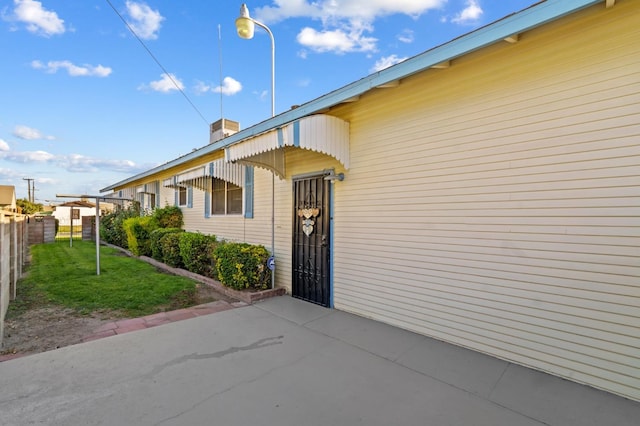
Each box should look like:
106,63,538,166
218,24,224,125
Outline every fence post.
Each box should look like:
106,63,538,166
0,212,7,346
10,215,17,299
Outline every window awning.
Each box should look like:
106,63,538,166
169,160,247,191
176,166,208,191
163,177,180,188
136,183,157,194
224,114,349,178
211,159,245,187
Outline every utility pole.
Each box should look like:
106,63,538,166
23,178,34,203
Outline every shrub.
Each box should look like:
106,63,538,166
214,242,271,290
160,232,184,268
152,205,183,229
100,203,141,248
150,227,183,261
123,216,158,256
179,232,217,277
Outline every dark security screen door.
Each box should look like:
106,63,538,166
292,175,330,307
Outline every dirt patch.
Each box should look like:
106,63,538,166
1,283,232,358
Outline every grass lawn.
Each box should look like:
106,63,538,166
14,240,199,317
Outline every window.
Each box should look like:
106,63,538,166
178,186,187,206
212,178,242,215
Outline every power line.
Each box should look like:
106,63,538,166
105,0,210,126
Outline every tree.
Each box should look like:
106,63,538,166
16,198,43,215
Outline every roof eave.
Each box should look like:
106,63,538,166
100,0,603,193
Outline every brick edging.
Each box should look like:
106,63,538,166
102,243,285,304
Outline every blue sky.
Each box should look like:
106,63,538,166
1,0,537,202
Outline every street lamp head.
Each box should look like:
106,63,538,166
235,4,255,39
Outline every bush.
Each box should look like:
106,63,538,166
150,227,183,261
152,205,183,229
214,242,271,290
123,216,158,256
100,203,141,248
179,232,217,277
160,232,184,268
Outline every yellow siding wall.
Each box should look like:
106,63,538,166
159,184,175,207
330,2,640,401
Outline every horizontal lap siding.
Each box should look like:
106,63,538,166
332,2,640,400
159,184,174,207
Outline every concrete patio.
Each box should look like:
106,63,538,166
0,296,638,425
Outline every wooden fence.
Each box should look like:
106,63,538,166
0,212,29,348
28,215,56,244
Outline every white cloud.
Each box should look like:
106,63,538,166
31,60,112,77
193,81,211,95
63,154,141,173
371,54,408,72
297,26,377,54
397,29,414,44
214,77,242,96
0,139,9,151
11,0,65,36
125,1,164,40
256,0,445,24
255,0,445,54
0,168,22,178
2,150,55,163
451,0,483,24
256,90,270,102
36,177,56,184
0,148,147,174
139,73,184,93
196,78,242,96
13,124,54,140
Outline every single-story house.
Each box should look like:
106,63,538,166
102,0,639,401
0,186,17,212
52,200,100,226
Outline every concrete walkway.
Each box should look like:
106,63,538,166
0,296,638,426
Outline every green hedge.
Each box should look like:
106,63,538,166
160,232,184,268
213,242,271,290
150,228,183,261
179,232,217,277
153,205,183,228
122,216,157,256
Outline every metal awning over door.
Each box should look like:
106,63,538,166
225,114,349,179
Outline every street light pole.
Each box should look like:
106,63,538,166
235,4,274,117
236,3,276,289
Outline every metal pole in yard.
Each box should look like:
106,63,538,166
95,199,100,275
69,207,73,248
